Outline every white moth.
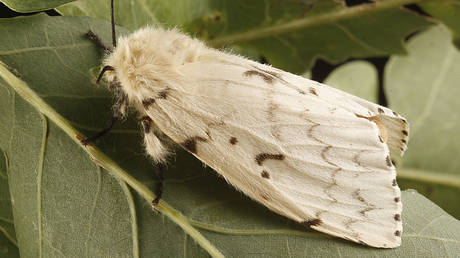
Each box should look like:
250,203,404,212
92,24,409,248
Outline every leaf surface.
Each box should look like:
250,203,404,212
0,0,74,12
324,60,378,103
420,0,460,49
0,147,19,258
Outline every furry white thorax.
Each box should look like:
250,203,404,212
105,27,212,104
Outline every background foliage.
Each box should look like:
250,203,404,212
0,0,459,257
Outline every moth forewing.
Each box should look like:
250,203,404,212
101,27,408,248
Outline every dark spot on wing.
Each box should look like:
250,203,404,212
377,108,384,114
299,90,306,95
402,119,407,124
158,89,168,99
394,230,401,237
243,70,274,84
378,135,384,143
181,136,207,154
386,156,392,167
229,137,238,145
393,111,398,116
392,179,397,187
142,98,155,109
301,218,322,228
261,170,270,179
309,87,318,96
402,130,408,136
394,214,401,221
141,116,152,133
394,197,400,203
401,139,407,144
255,153,285,165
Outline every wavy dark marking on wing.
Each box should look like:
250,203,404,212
255,153,285,166
377,108,384,114
353,189,377,216
261,170,270,179
158,88,169,99
205,119,225,139
267,93,282,140
250,65,306,95
392,179,397,187
394,214,401,221
309,87,318,96
321,146,339,167
243,70,274,83
307,122,327,145
344,218,359,231
142,98,155,109
182,136,207,154
301,218,322,228
352,150,371,170
323,168,340,203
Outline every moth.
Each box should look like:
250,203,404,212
83,0,409,248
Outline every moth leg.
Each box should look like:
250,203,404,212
85,30,112,52
81,93,127,145
141,116,168,209
151,164,165,210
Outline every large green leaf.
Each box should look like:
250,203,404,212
0,0,74,12
1,14,460,257
385,25,460,219
57,0,433,73
323,60,378,103
420,0,460,49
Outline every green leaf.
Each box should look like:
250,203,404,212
323,60,378,103
0,148,19,258
57,0,433,73
420,0,460,49
0,0,75,12
1,14,460,257
385,25,460,219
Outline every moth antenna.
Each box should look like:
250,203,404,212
97,65,114,84
111,0,116,48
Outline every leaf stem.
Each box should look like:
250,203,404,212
209,0,427,47
0,62,224,258
398,168,460,189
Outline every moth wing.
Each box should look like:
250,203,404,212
145,57,407,248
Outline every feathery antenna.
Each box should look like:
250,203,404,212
111,0,116,47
